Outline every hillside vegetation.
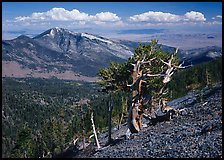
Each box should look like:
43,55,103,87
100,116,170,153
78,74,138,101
2,56,222,158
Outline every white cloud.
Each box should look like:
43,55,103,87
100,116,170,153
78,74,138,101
184,11,206,22
9,8,221,32
129,11,206,23
15,7,121,23
15,8,90,22
212,15,222,20
216,15,222,19
93,12,121,22
130,11,181,22
93,21,106,25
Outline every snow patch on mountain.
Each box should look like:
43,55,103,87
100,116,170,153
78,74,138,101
50,29,55,37
81,33,113,44
206,51,222,58
27,43,34,47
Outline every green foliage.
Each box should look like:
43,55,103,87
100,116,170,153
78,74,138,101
98,61,132,92
98,39,180,99
2,41,222,158
2,78,99,158
40,116,68,157
2,77,128,158
11,125,35,158
168,57,222,99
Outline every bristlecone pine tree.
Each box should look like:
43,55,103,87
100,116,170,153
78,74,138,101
98,40,190,133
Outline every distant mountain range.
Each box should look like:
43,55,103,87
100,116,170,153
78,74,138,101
178,46,222,65
2,27,222,81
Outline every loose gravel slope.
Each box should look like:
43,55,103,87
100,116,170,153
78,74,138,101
90,84,222,158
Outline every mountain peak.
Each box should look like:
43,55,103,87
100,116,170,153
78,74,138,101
34,27,78,39
34,27,111,43
53,26,62,30
46,27,67,37
50,27,66,32
49,27,80,35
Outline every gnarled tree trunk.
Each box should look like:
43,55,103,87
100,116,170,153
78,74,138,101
127,48,191,134
128,61,144,133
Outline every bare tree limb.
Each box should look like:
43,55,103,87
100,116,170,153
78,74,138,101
143,73,165,77
91,112,101,149
73,138,79,146
173,61,193,69
141,57,156,65
175,47,179,54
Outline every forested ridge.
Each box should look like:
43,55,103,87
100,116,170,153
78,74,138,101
2,52,222,158
2,77,126,158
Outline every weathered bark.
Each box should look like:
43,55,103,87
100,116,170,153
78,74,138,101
137,79,144,130
128,61,144,133
127,49,190,134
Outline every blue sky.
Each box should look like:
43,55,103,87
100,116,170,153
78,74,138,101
2,2,222,40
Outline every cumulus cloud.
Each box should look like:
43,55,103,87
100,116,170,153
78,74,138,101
93,12,121,22
129,11,206,23
130,11,181,22
184,11,206,22
15,8,89,22
15,7,121,23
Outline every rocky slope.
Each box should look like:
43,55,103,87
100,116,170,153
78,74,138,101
68,83,222,158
